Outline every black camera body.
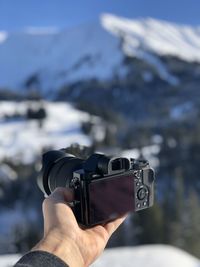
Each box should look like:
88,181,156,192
38,149,155,226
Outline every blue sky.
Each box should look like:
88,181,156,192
1,0,200,31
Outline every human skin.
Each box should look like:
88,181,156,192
32,187,127,267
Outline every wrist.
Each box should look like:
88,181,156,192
32,232,84,267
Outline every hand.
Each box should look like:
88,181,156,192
32,187,127,267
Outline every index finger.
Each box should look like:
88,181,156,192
48,187,74,203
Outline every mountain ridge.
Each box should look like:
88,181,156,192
1,13,200,93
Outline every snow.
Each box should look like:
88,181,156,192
133,50,179,85
1,102,93,251
0,245,199,267
0,207,33,236
122,144,160,168
0,22,122,91
170,102,194,120
0,163,17,183
0,101,91,164
0,205,39,254
0,254,20,267
142,71,153,82
0,31,8,43
92,245,200,267
1,14,200,91
102,14,200,63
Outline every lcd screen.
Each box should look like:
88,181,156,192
88,174,135,225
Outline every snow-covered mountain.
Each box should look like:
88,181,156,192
1,13,200,92
0,15,123,92
1,245,199,267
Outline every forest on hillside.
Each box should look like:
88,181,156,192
0,99,199,258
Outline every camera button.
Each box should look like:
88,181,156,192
137,187,148,200
135,170,141,179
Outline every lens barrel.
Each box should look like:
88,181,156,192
38,150,84,195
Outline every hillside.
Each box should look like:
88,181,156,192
0,101,90,164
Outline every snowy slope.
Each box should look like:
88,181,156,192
0,101,91,164
102,14,200,62
122,144,160,168
1,245,199,267
1,14,200,91
0,22,122,91
0,254,20,267
92,245,200,267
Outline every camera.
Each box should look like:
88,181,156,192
38,148,155,226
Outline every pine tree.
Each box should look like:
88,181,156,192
168,170,185,247
134,201,164,244
182,189,200,257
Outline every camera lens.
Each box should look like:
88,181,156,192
137,187,148,200
39,150,84,195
